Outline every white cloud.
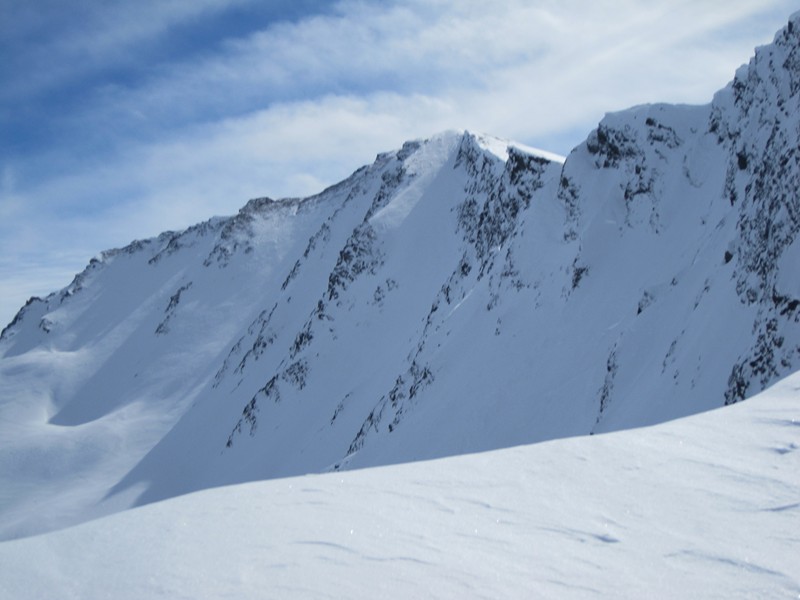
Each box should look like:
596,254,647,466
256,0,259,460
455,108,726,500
77,0,794,151
1,0,251,101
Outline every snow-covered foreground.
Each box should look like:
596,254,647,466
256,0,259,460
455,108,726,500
1,375,797,599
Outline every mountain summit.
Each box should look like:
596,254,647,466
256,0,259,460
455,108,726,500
2,15,800,540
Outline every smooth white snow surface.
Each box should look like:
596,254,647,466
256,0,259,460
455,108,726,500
472,130,567,164
0,373,797,599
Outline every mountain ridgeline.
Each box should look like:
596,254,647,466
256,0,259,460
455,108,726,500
2,15,800,538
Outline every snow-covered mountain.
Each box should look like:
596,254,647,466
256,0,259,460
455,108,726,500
2,14,800,541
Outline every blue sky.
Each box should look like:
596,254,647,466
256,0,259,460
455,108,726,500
1,0,797,327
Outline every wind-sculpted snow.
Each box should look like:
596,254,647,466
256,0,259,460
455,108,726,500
2,14,800,541
0,374,797,599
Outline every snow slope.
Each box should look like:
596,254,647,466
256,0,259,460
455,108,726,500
2,14,800,542
0,372,797,599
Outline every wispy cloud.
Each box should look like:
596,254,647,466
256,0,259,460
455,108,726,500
0,0,248,100
1,0,796,326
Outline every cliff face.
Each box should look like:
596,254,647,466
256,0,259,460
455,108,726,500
2,14,800,540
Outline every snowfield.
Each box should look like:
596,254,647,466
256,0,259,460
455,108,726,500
0,374,797,599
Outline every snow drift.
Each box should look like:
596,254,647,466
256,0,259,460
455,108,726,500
0,371,797,599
